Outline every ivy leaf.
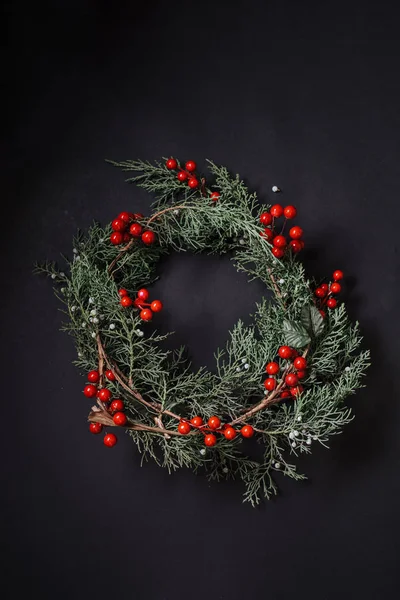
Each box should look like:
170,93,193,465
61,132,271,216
282,320,311,348
301,304,325,337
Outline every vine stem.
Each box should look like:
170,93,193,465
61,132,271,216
145,203,198,226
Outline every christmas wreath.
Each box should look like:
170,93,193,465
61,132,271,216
37,158,370,506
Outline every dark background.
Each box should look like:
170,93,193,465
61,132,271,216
2,1,400,598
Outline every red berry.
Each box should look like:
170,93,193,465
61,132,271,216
283,205,297,219
89,422,103,434
278,346,293,359
178,421,191,435
118,288,128,297
113,412,127,426
333,270,344,281
297,370,306,379
319,309,326,318
224,426,237,440
190,416,203,427
289,239,303,253
270,204,284,218
142,230,156,245
330,282,341,294
260,212,273,226
185,160,196,172
289,226,303,239
266,361,279,375
150,300,163,312
110,232,123,245
140,308,153,321
134,298,143,308
327,298,337,309
177,171,188,182
111,218,126,232
261,227,274,242
83,384,97,398
97,388,112,402
240,425,254,438
273,235,287,248
208,416,221,430
204,433,217,447
315,287,326,298
129,223,143,237
293,356,307,370
110,399,124,413
166,158,177,170
321,284,329,293
134,213,144,220
291,349,299,358
188,177,199,189
272,247,285,258
120,296,133,307
123,233,130,243
105,370,115,382
290,385,304,397
264,378,277,391
104,433,117,447
87,370,100,383
137,288,149,301
285,373,299,387
280,390,292,398
211,192,220,202
118,212,131,223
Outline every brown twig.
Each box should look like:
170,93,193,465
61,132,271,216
108,238,135,275
87,410,182,437
145,204,194,227
267,267,283,301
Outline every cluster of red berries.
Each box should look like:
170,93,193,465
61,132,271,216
83,369,128,447
314,270,344,315
118,287,163,321
109,211,156,247
259,204,304,258
264,346,308,398
166,157,220,202
177,415,255,447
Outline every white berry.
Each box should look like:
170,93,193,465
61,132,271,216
71,306,76,312
73,248,78,254
109,324,115,330
78,352,82,357
306,438,312,445
272,185,280,192
345,366,351,372
223,467,228,473
91,332,96,338
92,317,99,324
291,442,296,448
289,432,295,440
89,297,94,304
74,255,80,261
200,448,206,456
89,317,93,323
294,430,299,437
60,272,65,277
82,322,86,328
244,364,249,370
241,358,247,363
279,279,285,284
173,209,180,215
239,238,245,245
90,309,97,316
274,462,281,469
51,274,56,279
297,415,302,422
236,367,241,372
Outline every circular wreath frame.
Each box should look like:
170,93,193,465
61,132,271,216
38,158,370,505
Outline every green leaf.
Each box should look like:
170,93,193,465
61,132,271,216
282,319,311,348
301,304,325,337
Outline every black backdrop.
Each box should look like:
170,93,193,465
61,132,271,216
3,1,400,598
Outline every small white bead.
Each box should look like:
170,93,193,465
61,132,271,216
109,324,115,330
274,462,281,469
60,272,65,277
100,314,105,320
282,292,288,297
91,332,96,338
173,209,180,215
89,317,93,323
200,448,206,456
313,435,318,440
88,297,94,304
90,309,97,316
138,331,144,337
222,467,228,474
239,238,245,245
61,287,66,293
272,186,280,193
264,389,269,395
74,255,80,261
77,352,82,357
244,364,249,370
306,438,312,445
241,358,247,363
291,442,296,448
294,430,299,437
51,273,56,279
71,306,76,312
278,279,285,284
345,366,351,372
297,415,302,422
289,432,295,440
82,322,86,328
92,317,99,324
236,367,241,372
73,248,78,254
